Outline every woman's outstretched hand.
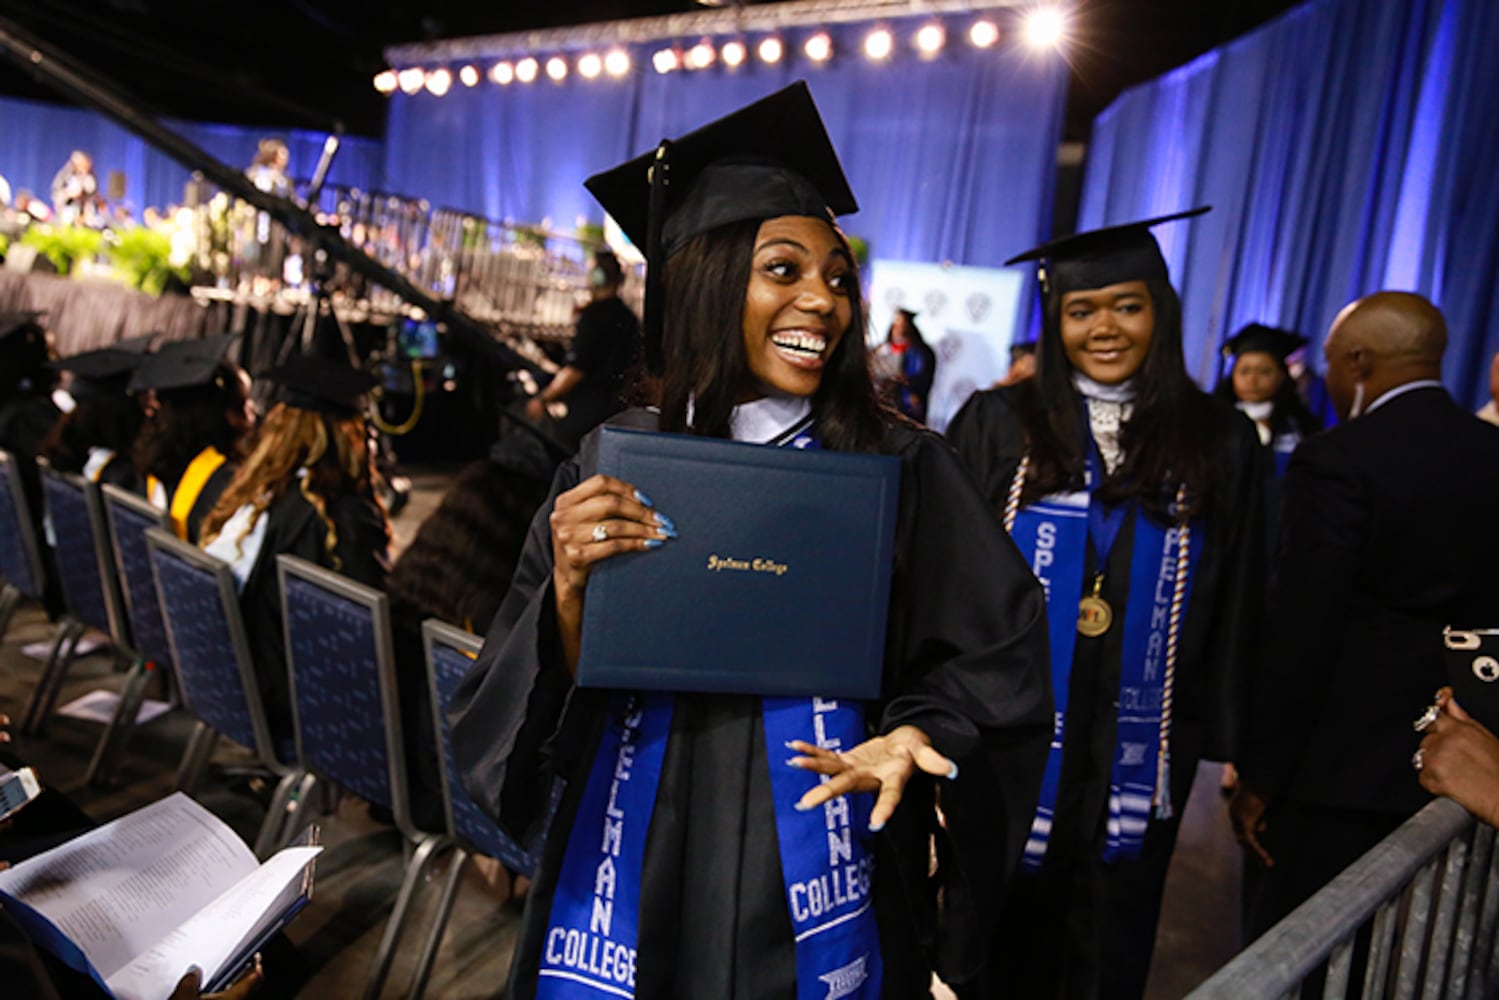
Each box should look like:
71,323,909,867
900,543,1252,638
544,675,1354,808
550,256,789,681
788,725,956,832
550,475,674,673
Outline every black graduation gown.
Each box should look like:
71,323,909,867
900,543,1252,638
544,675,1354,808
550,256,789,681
156,449,238,545
237,488,390,744
449,410,1053,998
946,384,1265,1000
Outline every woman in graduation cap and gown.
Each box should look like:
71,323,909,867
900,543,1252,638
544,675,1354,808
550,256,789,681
39,336,156,494
201,355,390,743
946,209,1266,1000
131,334,257,544
449,84,1053,999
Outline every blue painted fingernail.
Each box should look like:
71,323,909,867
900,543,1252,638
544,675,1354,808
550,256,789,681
784,740,800,750
654,513,676,531
946,762,959,780
795,800,813,812
785,757,802,768
644,539,663,549
658,525,679,539
634,490,653,507
868,820,885,832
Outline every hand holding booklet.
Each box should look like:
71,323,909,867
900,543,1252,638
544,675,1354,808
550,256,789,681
0,791,320,999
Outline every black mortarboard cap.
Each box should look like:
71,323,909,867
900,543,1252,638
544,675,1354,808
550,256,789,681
584,82,857,372
51,334,156,400
0,311,47,362
1221,323,1307,362
1005,206,1211,298
259,354,377,418
129,333,240,394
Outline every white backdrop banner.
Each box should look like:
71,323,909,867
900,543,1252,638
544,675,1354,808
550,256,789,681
867,259,1026,432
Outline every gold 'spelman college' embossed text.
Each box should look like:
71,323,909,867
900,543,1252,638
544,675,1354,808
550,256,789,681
706,554,790,576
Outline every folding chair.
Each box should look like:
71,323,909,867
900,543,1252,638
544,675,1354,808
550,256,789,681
83,485,179,784
407,618,556,998
276,554,452,1000
146,527,304,857
0,449,46,641
20,465,127,736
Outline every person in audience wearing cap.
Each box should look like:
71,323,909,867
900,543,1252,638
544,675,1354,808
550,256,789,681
946,208,1266,1000
131,334,256,544
0,312,66,614
1215,323,1322,476
450,83,1052,998
201,354,391,745
39,335,157,494
872,308,938,425
526,247,642,449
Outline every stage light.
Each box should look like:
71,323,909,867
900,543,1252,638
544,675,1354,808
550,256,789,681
1022,6,1068,50
653,47,680,74
687,40,716,69
516,57,539,83
863,28,893,60
804,32,833,63
459,64,480,87
490,61,515,85
721,40,747,68
425,68,453,96
397,68,425,94
916,22,945,55
373,70,397,95
969,19,1000,48
605,48,631,77
579,52,603,79
758,37,784,64
546,56,568,81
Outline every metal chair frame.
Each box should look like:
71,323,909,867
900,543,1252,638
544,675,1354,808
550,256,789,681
276,554,453,1000
145,527,304,858
21,465,127,736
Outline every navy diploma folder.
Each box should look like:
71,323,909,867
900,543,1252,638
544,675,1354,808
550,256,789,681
577,426,901,698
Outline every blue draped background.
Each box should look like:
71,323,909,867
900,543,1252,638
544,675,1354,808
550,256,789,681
1080,0,1499,408
0,95,385,215
384,22,1069,332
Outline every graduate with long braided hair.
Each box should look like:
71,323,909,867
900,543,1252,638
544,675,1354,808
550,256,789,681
947,211,1266,1000
201,354,390,742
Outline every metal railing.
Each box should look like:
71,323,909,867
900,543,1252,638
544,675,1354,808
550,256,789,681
1188,799,1499,999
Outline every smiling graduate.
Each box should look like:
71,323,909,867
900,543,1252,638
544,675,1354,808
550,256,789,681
448,83,1053,998
946,210,1267,1000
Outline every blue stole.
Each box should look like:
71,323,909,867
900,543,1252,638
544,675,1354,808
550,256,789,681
1270,431,1298,478
537,421,883,998
1007,470,1204,867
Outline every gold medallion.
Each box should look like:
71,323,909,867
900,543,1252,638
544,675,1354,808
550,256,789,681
1077,573,1113,637
1077,595,1114,637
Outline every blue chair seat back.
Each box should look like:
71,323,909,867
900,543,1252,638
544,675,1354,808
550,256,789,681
103,486,174,670
423,619,539,873
279,555,404,822
0,450,44,598
40,467,116,636
146,528,267,756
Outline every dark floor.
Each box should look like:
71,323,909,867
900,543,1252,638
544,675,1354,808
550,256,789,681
0,468,1245,999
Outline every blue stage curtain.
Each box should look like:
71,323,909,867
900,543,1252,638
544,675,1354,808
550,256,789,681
382,27,1067,330
1079,0,1499,408
0,94,384,219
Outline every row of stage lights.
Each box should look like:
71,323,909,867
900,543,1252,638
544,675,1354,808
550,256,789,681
374,8,1068,96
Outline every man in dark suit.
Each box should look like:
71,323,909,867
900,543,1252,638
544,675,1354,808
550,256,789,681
1231,291,1499,939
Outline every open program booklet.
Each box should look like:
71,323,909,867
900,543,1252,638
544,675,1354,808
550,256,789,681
0,791,320,999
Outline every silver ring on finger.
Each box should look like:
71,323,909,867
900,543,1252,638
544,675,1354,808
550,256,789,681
592,523,609,542
1412,748,1425,772
1414,704,1439,732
